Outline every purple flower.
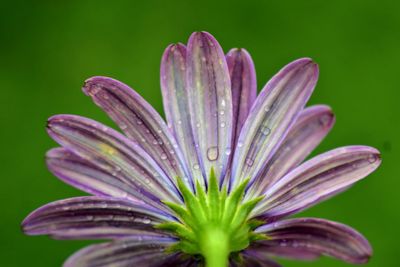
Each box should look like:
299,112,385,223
22,32,380,267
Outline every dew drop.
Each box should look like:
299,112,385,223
100,203,108,208
260,126,271,136
86,215,94,220
193,164,200,170
220,122,226,128
245,157,254,166
177,120,182,125
136,120,143,125
143,218,151,224
196,123,201,128
119,123,128,130
319,114,332,126
264,106,270,112
237,142,243,148
220,110,225,115
368,154,378,163
225,147,232,156
161,153,168,160
207,146,219,161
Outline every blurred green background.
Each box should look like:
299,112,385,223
1,0,398,266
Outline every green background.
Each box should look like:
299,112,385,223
1,0,398,266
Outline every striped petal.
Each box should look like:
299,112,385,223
187,32,233,183
161,44,203,186
253,218,372,264
63,236,184,267
22,197,171,239
47,115,181,204
226,48,257,150
47,148,146,203
247,105,335,198
83,76,192,190
230,254,282,267
230,58,319,190
254,146,381,219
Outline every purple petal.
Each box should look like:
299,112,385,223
230,58,319,190
63,236,184,267
253,218,372,264
230,253,282,267
255,146,381,219
187,32,233,183
226,48,257,151
46,148,169,212
83,76,192,190
22,196,172,239
47,115,181,204
160,44,203,186
247,105,335,198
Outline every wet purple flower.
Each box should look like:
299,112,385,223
22,32,381,267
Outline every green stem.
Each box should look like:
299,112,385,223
200,227,230,267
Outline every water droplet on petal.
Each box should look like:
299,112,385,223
207,146,219,161
260,126,271,136
368,154,378,163
161,153,168,160
245,157,254,167
225,148,232,156
143,218,151,224
319,114,332,126
136,120,143,125
220,122,226,128
193,164,200,170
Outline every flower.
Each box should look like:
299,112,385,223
22,32,381,267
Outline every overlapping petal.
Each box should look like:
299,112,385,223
83,76,192,190
226,48,257,150
231,254,282,267
247,105,335,198
253,218,372,264
22,197,172,239
47,114,181,204
161,44,203,186
254,146,381,219
230,58,319,190
47,148,147,203
63,236,185,267
187,32,233,183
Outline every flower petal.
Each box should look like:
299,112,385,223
230,58,318,190
187,32,233,183
255,146,381,219
230,253,282,267
47,115,181,204
226,48,257,150
63,236,184,267
22,196,172,239
161,44,203,186
83,76,192,190
253,218,372,264
47,148,146,203
247,105,335,198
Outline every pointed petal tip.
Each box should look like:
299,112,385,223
82,76,114,97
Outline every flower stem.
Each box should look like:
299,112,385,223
200,227,229,267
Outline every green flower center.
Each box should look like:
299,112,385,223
156,168,266,267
